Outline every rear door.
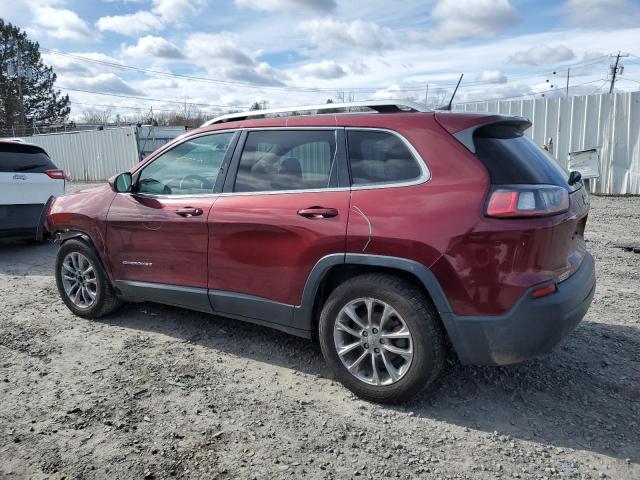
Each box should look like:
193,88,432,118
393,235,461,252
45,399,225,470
106,131,238,292
208,128,350,329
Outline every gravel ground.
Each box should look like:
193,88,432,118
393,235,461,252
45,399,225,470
0,184,639,479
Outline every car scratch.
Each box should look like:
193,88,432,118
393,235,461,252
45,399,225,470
351,205,372,252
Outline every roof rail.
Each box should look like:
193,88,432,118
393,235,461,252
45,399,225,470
201,100,428,126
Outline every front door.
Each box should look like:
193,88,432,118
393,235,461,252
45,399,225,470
107,131,237,291
208,129,349,328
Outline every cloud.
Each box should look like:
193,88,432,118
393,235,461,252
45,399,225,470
31,5,95,41
427,0,519,42
298,18,396,51
184,33,255,66
97,11,163,36
184,33,288,86
235,0,336,13
348,60,370,75
371,84,421,102
298,60,346,79
477,70,507,84
62,73,141,95
96,0,206,36
563,0,640,28
461,83,534,102
152,0,207,21
223,64,287,86
42,51,123,75
123,35,184,59
509,45,575,65
140,78,179,90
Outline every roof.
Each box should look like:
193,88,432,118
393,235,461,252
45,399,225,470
0,139,48,154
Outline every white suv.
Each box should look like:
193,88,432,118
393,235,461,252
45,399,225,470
0,140,65,240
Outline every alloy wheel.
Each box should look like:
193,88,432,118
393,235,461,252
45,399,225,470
60,252,98,309
333,297,414,386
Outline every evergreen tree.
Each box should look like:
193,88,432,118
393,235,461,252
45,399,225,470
0,19,70,135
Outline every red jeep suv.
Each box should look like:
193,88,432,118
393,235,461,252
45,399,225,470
45,101,595,403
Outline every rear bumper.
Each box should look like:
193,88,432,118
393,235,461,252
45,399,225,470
0,204,45,238
442,252,596,366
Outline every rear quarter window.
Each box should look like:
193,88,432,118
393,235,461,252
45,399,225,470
347,130,422,186
0,143,56,173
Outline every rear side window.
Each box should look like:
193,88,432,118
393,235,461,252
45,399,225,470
347,130,422,186
474,123,572,190
234,130,336,192
0,143,56,173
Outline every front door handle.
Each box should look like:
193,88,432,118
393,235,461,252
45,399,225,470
175,207,203,217
297,207,339,219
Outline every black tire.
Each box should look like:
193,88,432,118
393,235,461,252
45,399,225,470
55,239,121,318
318,273,445,404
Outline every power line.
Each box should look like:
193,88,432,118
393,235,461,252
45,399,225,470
617,77,640,84
69,101,184,113
458,79,606,104
56,85,247,109
42,47,610,93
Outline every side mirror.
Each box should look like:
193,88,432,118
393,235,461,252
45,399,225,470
109,172,133,193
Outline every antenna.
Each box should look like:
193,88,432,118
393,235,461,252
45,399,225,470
436,74,464,111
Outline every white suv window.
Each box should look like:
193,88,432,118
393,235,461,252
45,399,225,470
137,132,234,195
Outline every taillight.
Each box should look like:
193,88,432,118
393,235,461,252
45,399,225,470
46,169,65,180
486,185,569,218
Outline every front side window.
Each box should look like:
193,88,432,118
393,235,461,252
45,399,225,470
137,132,234,195
347,130,422,186
234,130,336,192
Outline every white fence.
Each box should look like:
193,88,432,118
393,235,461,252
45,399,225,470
15,127,141,181
455,91,640,194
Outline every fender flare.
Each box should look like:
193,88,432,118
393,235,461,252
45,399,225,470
293,253,454,333
54,229,115,285
54,229,93,246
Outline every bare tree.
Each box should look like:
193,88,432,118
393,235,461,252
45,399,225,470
81,108,113,124
334,91,356,103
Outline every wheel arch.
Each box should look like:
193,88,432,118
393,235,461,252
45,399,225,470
295,254,454,337
54,230,115,285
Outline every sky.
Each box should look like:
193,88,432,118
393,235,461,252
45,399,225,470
1,0,640,121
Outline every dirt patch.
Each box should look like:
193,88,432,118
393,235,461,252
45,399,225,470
0,189,638,479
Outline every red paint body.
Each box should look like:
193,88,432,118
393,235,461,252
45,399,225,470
46,112,590,318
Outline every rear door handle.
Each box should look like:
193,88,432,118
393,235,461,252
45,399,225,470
297,207,339,219
175,207,203,217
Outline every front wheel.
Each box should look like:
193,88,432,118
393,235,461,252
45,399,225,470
318,274,445,403
55,239,121,318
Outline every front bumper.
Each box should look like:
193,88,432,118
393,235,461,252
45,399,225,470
442,252,596,366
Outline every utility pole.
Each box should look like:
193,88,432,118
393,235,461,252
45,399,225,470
565,68,570,97
16,40,26,136
609,51,628,94
425,83,429,109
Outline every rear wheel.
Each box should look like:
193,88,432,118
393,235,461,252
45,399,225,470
55,239,121,318
319,273,444,403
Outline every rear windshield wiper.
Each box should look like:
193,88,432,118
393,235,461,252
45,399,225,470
13,164,48,172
